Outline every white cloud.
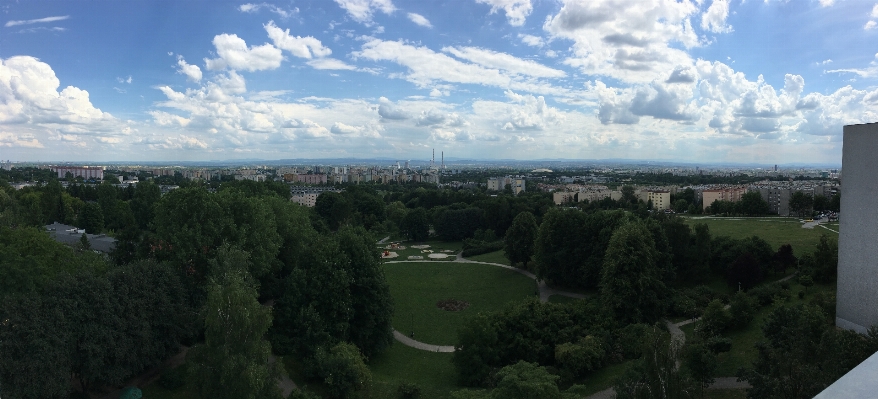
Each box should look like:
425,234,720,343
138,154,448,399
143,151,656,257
544,0,700,83
443,46,566,78
176,56,203,82
307,58,357,70
475,0,533,26
264,21,332,59
238,3,298,18
5,15,69,27
865,20,877,30
407,12,432,28
204,33,283,71
378,97,410,120
518,34,544,47
701,0,732,33
818,0,835,7
500,90,564,130
873,4,878,18
333,0,396,25
116,76,132,84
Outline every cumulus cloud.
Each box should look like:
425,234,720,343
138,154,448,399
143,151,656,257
865,20,877,30
407,13,432,28
333,0,396,25
5,15,69,27
264,21,332,59
701,0,732,33
204,33,283,71
501,90,564,130
417,108,467,127
544,0,700,83
518,34,544,47
378,98,410,120
176,56,203,82
475,0,532,26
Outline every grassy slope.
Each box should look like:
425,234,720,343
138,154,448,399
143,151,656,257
465,249,512,265
369,342,458,399
682,216,837,257
384,262,537,345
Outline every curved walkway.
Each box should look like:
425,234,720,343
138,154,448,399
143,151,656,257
384,253,586,353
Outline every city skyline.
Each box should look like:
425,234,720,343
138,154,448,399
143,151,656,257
2,0,877,164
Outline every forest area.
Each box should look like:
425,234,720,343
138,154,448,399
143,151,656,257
0,169,872,399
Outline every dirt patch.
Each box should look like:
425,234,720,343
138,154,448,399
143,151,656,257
436,299,470,312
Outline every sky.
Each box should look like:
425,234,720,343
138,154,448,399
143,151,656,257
2,0,878,165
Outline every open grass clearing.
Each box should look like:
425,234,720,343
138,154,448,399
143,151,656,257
384,261,537,346
369,341,458,399
682,216,832,257
464,249,511,265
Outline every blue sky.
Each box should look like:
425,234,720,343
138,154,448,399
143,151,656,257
2,0,878,164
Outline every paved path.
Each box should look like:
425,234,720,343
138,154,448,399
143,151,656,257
376,235,391,244
393,330,456,352
818,224,839,234
269,355,297,397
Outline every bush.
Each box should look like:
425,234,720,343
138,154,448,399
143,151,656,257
158,365,187,390
397,382,422,399
461,240,504,257
554,336,605,380
728,291,757,329
696,299,730,339
747,284,781,307
315,342,372,399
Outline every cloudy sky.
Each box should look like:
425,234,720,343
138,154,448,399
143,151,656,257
2,0,877,164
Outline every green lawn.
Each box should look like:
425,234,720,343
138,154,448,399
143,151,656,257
368,342,458,399
465,249,512,265
682,216,836,257
384,262,537,345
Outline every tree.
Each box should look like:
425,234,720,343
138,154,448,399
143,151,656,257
683,343,717,398
812,195,829,212
554,336,604,380
336,226,394,358
315,342,372,399
504,211,538,268
77,202,104,234
79,232,91,250
688,223,711,282
772,244,797,275
673,199,689,214
726,252,763,291
401,207,429,241
614,328,696,399
490,361,561,399
739,191,770,216
728,291,757,329
696,299,730,339
600,222,669,324
188,253,282,399
788,191,813,217
314,191,352,231
130,180,161,230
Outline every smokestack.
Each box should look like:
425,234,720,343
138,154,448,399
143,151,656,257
432,149,435,168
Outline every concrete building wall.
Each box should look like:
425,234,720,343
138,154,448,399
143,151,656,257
553,192,575,205
837,122,878,333
648,191,671,210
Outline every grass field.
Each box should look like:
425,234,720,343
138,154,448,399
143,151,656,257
369,341,458,399
464,249,512,265
384,262,537,345
682,216,837,257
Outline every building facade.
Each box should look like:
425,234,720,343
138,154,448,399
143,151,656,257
837,122,878,333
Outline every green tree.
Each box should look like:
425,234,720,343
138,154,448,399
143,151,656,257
614,328,696,399
739,191,770,216
336,226,394,358
314,191,353,230
683,343,717,398
504,211,538,268
130,180,161,230
315,342,372,399
788,191,813,217
554,336,604,380
812,194,829,212
76,202,104,234
696,299,730,339
401,207,430,241
490,361,561,399
673,199,689,214
600,222,669,324
188,252,281,399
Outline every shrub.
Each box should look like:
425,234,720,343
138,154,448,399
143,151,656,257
158,365,187,390
748,284,781,307
555,336,605,380
397,382,422,399
315,342,372,399
728,291,757,329
696,299,730,339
